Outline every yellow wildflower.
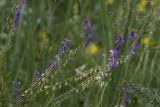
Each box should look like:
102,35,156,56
106,0,114,5
87,43,99,55
141,37,156,46
137,0,146,12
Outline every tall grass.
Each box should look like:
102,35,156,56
0,0,160,107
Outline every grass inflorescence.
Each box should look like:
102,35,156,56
0,0,160,107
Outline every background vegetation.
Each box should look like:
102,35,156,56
0,0,160,107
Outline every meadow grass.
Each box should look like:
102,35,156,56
0,0,160,107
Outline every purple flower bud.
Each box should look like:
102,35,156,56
114,45,121,51
130,42,138,54
83,18,91,30
15,89,19,98
83,18,93,46
34,71,41,80
20,0,26,5
14,11,21,23
59,38,71,58
116,34,124,44
125,95,129,103
13,0,26,30
49,61,57,69
86,31,93,37
128,31,138,40
88,37,92,43
84,18,91,24
64,38,72,43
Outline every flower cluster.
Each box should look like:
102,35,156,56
106,32,138,70
11,80,21,98
83,18,93,46
128,31,138,41
13,0,26,30
48,38,71,70
32,38,71,80
106,35,124,69
59,38,72,58
33,70,41,81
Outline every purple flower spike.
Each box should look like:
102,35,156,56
128,31,138,40
13,0,26,30
83,18,93,46
49,61,57,69
116,35,124,44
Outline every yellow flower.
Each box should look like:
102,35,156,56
87,43,99,55
137,0,146,12
141,37,156,46
106,0,114,5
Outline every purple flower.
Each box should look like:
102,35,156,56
64,38,72,43
86,31,93,37
128,31,137,40
114,45,121,51
84,18,91,24
15,89,19,98
15,11,21,22
83,18,91,30
58,38,72,58
110,59,118,68
83,18,93,46
106,44,122,70
116,35,124,44
49,61,57,69
130,42,138,54
11,80,21,98
13,0,26,30
125,95,129,103
34,71,41,80
60,46,68,53
109,48,119,59
20,0,26,6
